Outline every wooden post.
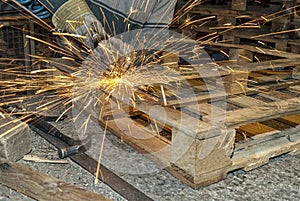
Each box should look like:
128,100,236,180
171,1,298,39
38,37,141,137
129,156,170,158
220,48,253,94
171,128,235,187
229,48,253,64
292,66,300,79
218,16,239,43
222,71,249,94
162,52,179,69
275,41,288,51
0,116,32,161
231,0,247,11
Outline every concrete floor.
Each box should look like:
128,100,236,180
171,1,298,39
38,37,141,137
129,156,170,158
0,126,299,201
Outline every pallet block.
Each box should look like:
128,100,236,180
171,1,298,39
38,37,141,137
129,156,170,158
0,115,32,161
231,0,247,11
293,66,300,79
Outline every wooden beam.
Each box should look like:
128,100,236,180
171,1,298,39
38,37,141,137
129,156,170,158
0,158,111,201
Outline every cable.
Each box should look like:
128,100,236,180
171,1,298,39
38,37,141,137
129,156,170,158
16,0,51,19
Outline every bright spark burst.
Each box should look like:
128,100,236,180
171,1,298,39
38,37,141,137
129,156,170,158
0,0,298,179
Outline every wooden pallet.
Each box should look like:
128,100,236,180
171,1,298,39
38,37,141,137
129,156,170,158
92,57,300,188
178,2,300,53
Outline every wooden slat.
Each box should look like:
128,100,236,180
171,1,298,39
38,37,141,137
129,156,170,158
259,90,295,101
237,122,277,137
279,114,300,126
183,102,226,122
167,90,227,107
0,158,110,201
134,102,213,139
167,79,300,107
289,86,300,93
252,74,292,83
232,125,300,171
183,103,225,116
104,117,171,167
228,96,265,107
205,42,300,59
224,97,300,128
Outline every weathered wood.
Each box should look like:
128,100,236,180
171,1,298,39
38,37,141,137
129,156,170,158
259,90,295,101
183,102,226,121
105,116,171,167
228,96,265,107
237,122,277,137
252,74,292,83
232,125,300,171
229,48,253,64
171,128,235,185
289,85,300,93
0,116,32,161
167,79,300,107
275,40,288,51
231,0,247,11
205,42,300,59
0,158,111,201
292,66,300,79
222,71,249,94
229,58,300,73
162,52,179,69
224,97,300,128
278,114,300,126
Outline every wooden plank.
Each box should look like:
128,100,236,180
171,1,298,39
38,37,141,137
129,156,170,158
205,42,300,59
167,90,227,108
228,96,265,107
0,158,111,201
237,122,278,137
193,58,300,78
230,58,300,73
183,102,226,122
258,90,295,101
167,79,300,107
134,101,213,139
289,85,300,93
224,97,300,128
183,103,225,116
278,114,300,126
231,125,300,171
104,117,171,167
229,49,253,64
251,74,292,83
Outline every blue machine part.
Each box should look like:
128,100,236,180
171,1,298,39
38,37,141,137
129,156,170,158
16,0,51,19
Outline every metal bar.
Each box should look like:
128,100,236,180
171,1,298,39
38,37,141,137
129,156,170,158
29,120,153,201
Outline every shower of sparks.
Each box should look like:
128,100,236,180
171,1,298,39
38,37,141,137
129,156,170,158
0,0,299,177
